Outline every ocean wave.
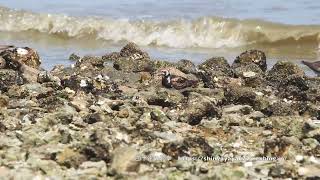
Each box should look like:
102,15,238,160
0,6,320,49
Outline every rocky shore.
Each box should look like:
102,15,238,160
0,43,319,179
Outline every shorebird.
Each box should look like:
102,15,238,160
301,60,320,76
161,70,198,90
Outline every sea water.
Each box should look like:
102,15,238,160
0,0,319,74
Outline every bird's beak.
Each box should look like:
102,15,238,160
156,70,166,76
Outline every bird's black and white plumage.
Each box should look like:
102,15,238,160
302,60,320,76
161,70,198,90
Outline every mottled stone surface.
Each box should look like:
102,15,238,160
0,44,319,179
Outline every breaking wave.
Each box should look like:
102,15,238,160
0,6,320,49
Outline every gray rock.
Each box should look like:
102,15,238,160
110,146,139,174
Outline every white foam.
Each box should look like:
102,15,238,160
0,6,319,49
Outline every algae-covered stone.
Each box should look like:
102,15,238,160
198,57,232,77
144,88,184,108
260,116,305,137
263,101,302,116
102,52,121,61
176,59,197,74
69,53,81,61
224,86,269,111
113,57,153,72
267,61,305,87
233,50,267,71
120,42,150,60
198,57,234,88
75,56,104,69
0,69,23,91
150,108,170,122
152,60,175,70
181,88,225,104
233,63,266,87
179,92,221,125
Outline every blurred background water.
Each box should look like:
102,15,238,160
0,0,319,74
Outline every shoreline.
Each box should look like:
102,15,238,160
0,42,319,179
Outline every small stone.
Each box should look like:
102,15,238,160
199,165,209,174
262,130,272,136
295,155,304,162
56,148,86,168
309,156,320,164
84,113,102,124
118,109,129,118
243,71,256,78
298,166,320,177
244,162,253,167
77,161,107,177
80,79,88,87
302,138,319,149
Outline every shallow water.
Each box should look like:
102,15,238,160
0,0,319,73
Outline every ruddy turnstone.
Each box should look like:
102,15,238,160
161,70,198,90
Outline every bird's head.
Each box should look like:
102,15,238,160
161,70,170,77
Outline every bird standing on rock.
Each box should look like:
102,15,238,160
161,70,198,90
301,60,320,76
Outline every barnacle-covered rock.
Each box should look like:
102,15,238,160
119,42,150,60
232,50,267,71
0,47,41,69
0,69,24,91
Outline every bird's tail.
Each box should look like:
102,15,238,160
301,60,312,66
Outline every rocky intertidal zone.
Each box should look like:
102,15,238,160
0,43,319,179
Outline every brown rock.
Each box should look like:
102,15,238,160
0,47,41,69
